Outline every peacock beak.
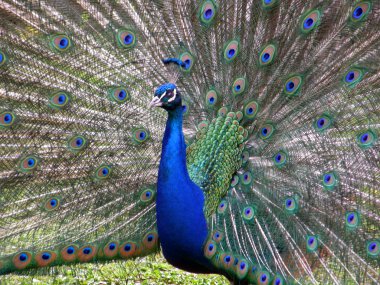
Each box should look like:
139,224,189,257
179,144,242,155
149,96,163,108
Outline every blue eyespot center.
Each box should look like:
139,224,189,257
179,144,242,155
59,38,68,49
308,237,315,245
220,203,225,208
369,242,377,251
42,253,51,260
275,278,281,285
139,132,146,139
261,274,267,282
265,0,272,3
208,244,214,251
304,18,314,29
262,52,270,62
124,244,131,251
83,247,92,255
245,209,251,215
353,7,363,19
286,199,292,207
27,158,35,167
262,128,268,135
124,34,133,45
118,90,126,100
67,247,75,254
324,174,331,183
145,191,151,197
4,114,12,123
286,81,295,91
50,199,57,207
276,154,282,162
19,253,28,262
348,213,355,222
109,243,116,250
0,53,3,63
147,235,154,242
209,97,215,103
360,133,369,143
204,8,213,19
346,71,355,82
58,94,66,104
247,108,253,114
227,49,236,58
102,168,109,175
317,118,325,128
76,138,83,146
224,256,231,263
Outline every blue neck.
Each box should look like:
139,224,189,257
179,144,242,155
156,106,213,273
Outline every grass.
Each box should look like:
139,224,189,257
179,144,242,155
0,254,229,285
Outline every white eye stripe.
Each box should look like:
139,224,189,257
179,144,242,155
168,89,177,102
159,91,166,99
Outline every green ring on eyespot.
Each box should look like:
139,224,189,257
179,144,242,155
0,50,8,67
284,75,303,96
314,114,332,132
259,123,275,139
67,135,87,153
132,128,150,144
48,91,71,109
306,235,319,252
259,44,277,66
108,87,130,103
116,30,137,49
366,240,380,257
242,206,256,222
350,2,372,23
140,188,156,203
217,200,228,214
240,171,252,185
345,211,360,230
243,101,259,120
232,77,247,96
284,196,299,214
357,129,376,149
180,52,194,72
343,68,365,88
0,111,17,128
50,34,73,52
322,171,338,191
199,0,217,25
273,150,287,168
19,155,39,173
300,9,321,34
94,165,112,180
223,39,240,62
205,89,218,107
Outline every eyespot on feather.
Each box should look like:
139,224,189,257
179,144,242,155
0,50,8,67
223,40,240,62
44,197,60,211
306,235,319,252
132,128,150,144
273,151,287,168
119,241,138,258
48,91,71,109
260,123,275,140
242,206,256,223
217,200,228,214
116,29,137,49
13,252,32,270
284,75,302,96
61,245,78,262
357,129,377,149
235,258,250,280
244,101,259,120
108,87,130,103
218,107,229,117
322,171,338,191
94,165,112,180
366,240,380,257
205,89,219,107
350,2,372,23
104,242,119,258
343,68,365,88
180,52,194,72
140,188,156,203
300,9,321,33
50,34,73,52
199,0,217,25
35,251,57,267
345,211,360,230
314,114,332,132
259,44,277,66
18,155,39,173
0,111,17,128
232,77,247,96
67,135,88,153
78,245,97,262
204,240,217,259
142,231,158,250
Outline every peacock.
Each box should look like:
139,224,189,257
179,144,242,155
0,0,379,284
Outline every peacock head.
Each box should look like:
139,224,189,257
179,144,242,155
150,83,182,111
